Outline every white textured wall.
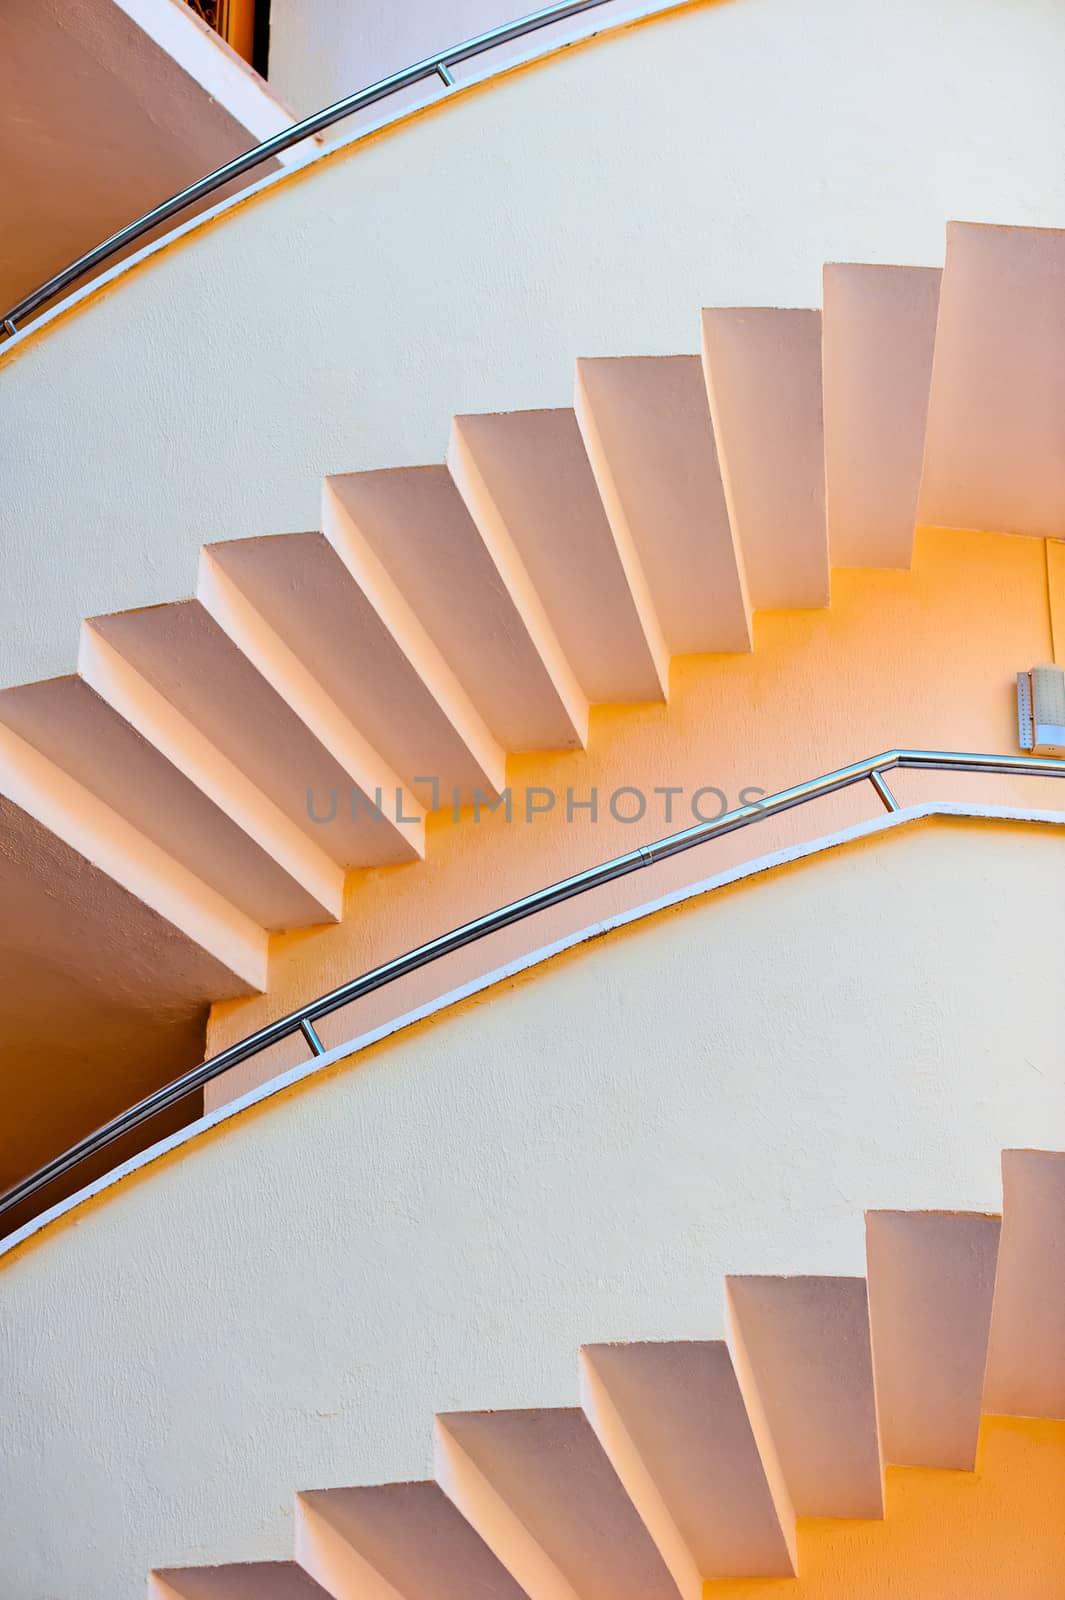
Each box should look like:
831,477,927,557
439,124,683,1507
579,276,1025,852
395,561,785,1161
268,0,532,116
4,814,1065,1599
5,0,1065,689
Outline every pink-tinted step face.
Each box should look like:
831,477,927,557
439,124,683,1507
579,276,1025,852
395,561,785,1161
0,672,336,931
985,1149,1065,1418
726,1275,883,1519
702,308,829,613
435,1406,680,1600
866,1209,999,1470
297,1479,526,1600
822,263,941,571
0,789,252,1207
151,1561,332,1599
90,599,420,869
207,532,501,803
581,1340,796,1590
920,221,1065,539
576,355,751,656
451,408,666,706
329,466,586,754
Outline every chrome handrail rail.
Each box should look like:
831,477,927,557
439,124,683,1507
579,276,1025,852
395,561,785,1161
3,745,1064,1231
0,0,619,340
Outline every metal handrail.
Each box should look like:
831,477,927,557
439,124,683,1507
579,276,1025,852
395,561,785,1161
3,745,1064,1231
0,0,620,340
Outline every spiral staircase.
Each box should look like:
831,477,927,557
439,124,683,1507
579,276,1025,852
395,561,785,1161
6,215,1064,1213
5,223,1058,997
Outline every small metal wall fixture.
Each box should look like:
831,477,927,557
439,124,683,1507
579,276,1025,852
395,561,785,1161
1018,665,1065,755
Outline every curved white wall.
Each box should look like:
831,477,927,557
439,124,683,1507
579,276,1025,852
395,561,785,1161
5,0,1065,689
268,0,533,117
265,0,689,120
4,812,1065,1600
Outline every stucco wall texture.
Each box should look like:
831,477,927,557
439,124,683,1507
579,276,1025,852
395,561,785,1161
204,524,1061,1102
268,0,536,116
3,815,1065,1599
5,0,1065,689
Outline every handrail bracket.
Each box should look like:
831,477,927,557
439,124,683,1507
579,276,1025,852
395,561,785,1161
869,769,902,814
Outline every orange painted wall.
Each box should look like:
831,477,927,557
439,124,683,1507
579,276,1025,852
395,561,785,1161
708,1415,1065,1597
207,526,1063,1102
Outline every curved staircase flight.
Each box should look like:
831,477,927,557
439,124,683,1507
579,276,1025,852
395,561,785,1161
146,1146,1065,1595
3,220,1061,1190
7,223,1043,974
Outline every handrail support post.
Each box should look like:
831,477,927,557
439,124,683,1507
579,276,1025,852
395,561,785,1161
869,769,901,814
300,1018,327,1057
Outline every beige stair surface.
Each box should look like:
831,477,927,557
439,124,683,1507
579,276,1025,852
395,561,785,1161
725,1275,883,1519
434,1407,679,1600
920,222,1065,538
702,307,829,609
295,1480,527,1600
449,407,666,705
204,531,502,805
580,1339,795,1591
822,262,941,569
984,1149,1065,1418
147,1149,1065,1596
0,669,340,931
326,466,588,753
89,596,425,868
866,1208,999,1469
575,354,749,655
151,1563,332,1599
0,716,267,993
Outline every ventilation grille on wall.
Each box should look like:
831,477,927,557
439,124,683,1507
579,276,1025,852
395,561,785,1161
1017,665,1065,756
